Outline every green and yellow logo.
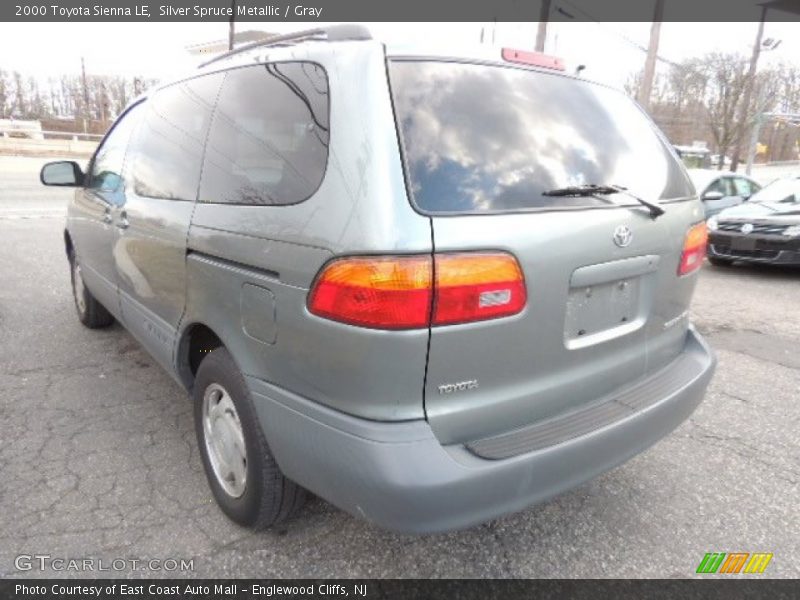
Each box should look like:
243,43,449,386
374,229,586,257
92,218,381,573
696,552,773,574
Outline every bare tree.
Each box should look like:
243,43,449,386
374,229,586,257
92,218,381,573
12,71,26,117
761,62,800,162
697,53,751,166
628,52,771,167
0,66,157,127
0,69,9,117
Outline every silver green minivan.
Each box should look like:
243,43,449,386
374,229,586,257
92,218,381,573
40,25,715,533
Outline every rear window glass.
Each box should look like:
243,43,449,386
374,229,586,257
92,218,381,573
734,177,759,197
199,62,329,205
389,61,692,214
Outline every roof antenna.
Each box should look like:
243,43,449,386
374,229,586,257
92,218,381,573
575,65,586,77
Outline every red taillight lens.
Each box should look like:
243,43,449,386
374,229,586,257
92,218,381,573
307,256,432,329
678,222,708,276
308,252,527,329
433,253,527,325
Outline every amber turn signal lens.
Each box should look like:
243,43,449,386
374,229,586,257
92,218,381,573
307,256,432,329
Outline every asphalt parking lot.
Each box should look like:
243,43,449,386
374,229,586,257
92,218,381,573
1,155,798,579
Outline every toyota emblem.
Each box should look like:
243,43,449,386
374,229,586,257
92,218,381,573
613,225,633,248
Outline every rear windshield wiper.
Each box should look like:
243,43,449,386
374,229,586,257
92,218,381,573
543,184,665,219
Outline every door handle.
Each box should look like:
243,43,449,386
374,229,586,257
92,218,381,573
116,211,129,230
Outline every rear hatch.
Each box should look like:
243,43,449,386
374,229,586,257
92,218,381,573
389,58,705,445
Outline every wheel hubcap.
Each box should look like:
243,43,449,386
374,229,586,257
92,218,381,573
73,262,87,316
202,383,247,498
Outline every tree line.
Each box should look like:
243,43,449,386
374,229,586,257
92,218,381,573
0,68,158,134
2,51,799,164
626,52,800,165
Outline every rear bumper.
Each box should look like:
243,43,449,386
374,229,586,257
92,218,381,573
248,327,715,533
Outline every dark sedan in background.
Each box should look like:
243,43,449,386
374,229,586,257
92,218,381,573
707,175,800,267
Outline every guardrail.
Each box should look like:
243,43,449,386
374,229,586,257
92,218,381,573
0,128,104,141
0,130,100,157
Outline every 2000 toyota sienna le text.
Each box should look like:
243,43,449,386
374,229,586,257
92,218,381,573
40,25,716,533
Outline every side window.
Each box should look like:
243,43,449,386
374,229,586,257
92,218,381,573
706,177,734,197
199,62,329,206
734,178,759,197
88,102,145,192
128,73,223,201
722,177,737,196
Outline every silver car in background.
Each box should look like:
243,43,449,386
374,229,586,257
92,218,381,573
40,26,715,533
688,168,762,219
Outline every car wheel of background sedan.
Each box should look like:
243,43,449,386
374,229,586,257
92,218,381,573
69,251,114,329
193,347,306,529
708,257,734,267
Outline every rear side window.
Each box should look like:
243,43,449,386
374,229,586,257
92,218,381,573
199,62,329,205
129,73,223,201
734,177,759,197
389,61,693,214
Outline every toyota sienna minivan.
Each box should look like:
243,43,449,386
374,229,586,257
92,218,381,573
40,25,715,533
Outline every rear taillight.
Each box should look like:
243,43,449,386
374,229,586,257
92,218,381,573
433,253,526,325
678,222,708,276
307,256,432,329
308,253,526,329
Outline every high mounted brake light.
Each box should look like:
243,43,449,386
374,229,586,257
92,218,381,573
308,253,526,330
501,48,565,71
678,222,708,276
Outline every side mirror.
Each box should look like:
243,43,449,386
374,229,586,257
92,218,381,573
702,190,724,202
40,161,85,187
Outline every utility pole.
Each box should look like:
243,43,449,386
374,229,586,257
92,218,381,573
535,0,552,52
80,56,89,133
99,80,108,126
743,37,782,172
637,0,665,111
730,7,767,172
228,0,235,50
745,86,768,175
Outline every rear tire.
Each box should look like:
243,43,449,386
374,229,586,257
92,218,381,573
194,347,306,529
707,256,733,267
69,251,114,328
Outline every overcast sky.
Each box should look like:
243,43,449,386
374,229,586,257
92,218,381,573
0,21,797,89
